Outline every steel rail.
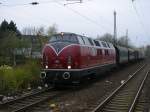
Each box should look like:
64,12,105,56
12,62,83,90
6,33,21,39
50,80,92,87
91,64,146,112
128,70,149,112
0,87,52,106
11,91,60,112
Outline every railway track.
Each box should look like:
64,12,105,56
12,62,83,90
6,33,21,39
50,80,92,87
90,64,149,112
0,87,62,112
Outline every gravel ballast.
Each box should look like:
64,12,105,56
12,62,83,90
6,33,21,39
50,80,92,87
30,61,146,112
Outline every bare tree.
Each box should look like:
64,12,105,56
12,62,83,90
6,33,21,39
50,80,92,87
22,26,46,57
97,33,114,43
47,24,58,36
117,36,133,48
22,26,45,36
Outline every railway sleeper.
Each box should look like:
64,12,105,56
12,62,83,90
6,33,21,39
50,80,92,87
106,103,129,107
102,108,127,112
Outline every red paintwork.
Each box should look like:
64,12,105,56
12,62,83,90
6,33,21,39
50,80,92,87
42,44,116,70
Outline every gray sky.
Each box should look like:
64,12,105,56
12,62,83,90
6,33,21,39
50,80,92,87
0,0,150,47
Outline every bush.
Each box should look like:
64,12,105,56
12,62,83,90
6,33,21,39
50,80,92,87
0,65,15,93
0,59,41,94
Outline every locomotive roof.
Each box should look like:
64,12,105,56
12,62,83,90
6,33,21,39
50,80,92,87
54,32,77,35
51,32,114,48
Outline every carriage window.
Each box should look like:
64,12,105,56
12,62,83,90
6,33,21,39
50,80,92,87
88,38,94,46
77,36,85,45
94,40,100,46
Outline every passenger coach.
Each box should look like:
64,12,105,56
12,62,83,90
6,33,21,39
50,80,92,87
41,32,116,85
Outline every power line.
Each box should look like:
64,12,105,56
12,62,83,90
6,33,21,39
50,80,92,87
0,0,111,32
79,4,113,28
65,0,113,30
0,0,59,7
76,1,127,36
0,0,84,7
64,0,82,5
131,2,150,38
55,1,111,32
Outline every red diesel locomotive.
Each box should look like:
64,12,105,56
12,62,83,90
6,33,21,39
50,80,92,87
41,32,116,85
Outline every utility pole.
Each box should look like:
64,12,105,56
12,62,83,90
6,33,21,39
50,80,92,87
114,11,117,45
126,29,128,47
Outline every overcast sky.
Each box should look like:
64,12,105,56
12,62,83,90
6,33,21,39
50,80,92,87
0,0,150,47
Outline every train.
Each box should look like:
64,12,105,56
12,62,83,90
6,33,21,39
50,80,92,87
40,32,145,85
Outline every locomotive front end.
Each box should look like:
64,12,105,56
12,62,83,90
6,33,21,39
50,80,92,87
41,33,81,85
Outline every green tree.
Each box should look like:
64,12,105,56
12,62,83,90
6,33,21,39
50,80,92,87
0,31,30,66
0,20,9,32
8,20,17,32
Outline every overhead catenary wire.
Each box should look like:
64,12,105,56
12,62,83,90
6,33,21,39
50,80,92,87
0,0,60,7
55,1,112,32
0,0,110,31
0,0,131,37
0,0,83,7
80,4,127,36
131,1,150,38
64,0,82,5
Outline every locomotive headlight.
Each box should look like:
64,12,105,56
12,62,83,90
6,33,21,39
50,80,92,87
45,65,48,69
68,65,71,69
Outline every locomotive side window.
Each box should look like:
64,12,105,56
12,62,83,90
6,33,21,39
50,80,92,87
88,38,94,46
101,42,107,47
91,39,96,46
98,41,102,47
82,37,91,46
49,34,79,44
109,43,113,48
93,40,100,46
106,43,110,48
77,36,85,45
81,36,86,44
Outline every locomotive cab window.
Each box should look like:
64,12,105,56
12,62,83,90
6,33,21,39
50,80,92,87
49,34,79,44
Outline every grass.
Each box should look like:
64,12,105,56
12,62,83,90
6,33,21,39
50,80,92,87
0,59,41,95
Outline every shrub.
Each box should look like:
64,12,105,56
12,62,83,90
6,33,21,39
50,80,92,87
0,59,41,94
0,65,16,93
